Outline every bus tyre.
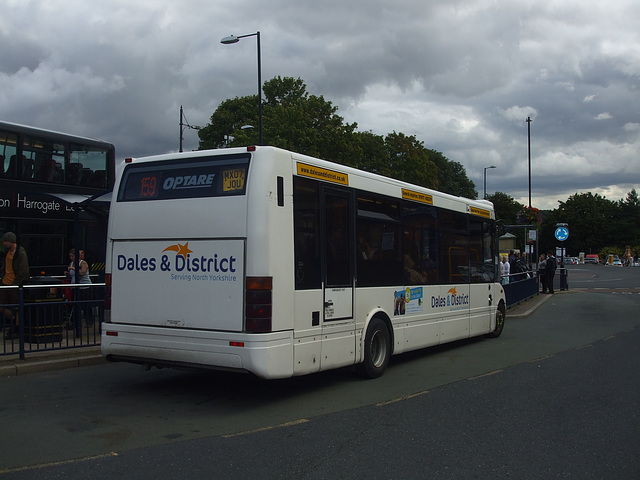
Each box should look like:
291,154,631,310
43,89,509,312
358,317,391,379
487,302,505,338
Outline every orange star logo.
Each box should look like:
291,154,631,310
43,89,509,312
447,288,457,296
162,242,193,258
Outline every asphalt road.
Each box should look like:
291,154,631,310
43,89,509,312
1,277,639,478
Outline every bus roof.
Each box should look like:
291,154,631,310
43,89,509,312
0,120,114,148
121,145,494,215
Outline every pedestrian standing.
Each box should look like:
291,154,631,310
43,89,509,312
1,232,30,338
500,256,510,285
539,253,547,293
76,250,93,326
545,250,557,294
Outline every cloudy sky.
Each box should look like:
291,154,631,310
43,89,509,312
2,0,639,209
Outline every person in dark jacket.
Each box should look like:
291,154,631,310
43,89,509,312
1,232,30,336
545,250,556,294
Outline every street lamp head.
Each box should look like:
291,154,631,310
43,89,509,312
220,35,239,44
488,165,496,169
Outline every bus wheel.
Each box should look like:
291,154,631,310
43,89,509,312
358,317,391,379
487,302,505,338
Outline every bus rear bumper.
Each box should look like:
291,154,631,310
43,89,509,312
101,323,294,379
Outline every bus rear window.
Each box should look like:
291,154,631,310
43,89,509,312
118,154,250,201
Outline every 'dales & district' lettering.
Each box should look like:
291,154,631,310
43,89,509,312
117,243,239,284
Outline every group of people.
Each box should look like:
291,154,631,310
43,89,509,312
500,251,529,285
538,251,557,294
1,231,94,338
499,250,557,293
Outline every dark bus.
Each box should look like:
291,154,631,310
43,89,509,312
0,121,115,277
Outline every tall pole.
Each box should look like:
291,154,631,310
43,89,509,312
179,106,201,152
484,168,487,200
221,32,262,146
179,105,184,153
526,116,533,267
483,165,496,199
527,116,532,208
256,31,262,146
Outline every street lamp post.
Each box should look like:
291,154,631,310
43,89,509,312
179,105,200,152
220,31,262,146
526,116,532,208
483,165,496,199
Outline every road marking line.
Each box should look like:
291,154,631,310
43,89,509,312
0,452,118,474
222,419,309,438
375,390,430,406
468,369,503,380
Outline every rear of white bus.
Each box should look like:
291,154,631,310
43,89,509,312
101,147,296,379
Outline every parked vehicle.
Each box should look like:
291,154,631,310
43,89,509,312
606,255,622,266
584,254,600,264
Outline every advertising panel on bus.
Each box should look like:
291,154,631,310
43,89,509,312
111,239,245,331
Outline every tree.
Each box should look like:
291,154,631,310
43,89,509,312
540,192,619,255
199,76,358,162
198,95,258,149
618,189,640,247
486,192,524,226
382,132,438,189
199,76,476,195
428,149,477,198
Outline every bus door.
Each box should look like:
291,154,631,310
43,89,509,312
320,188,356,368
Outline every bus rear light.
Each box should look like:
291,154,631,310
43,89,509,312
246,289,271,304
245,276,272,332
246,276,272,290
247,146,256,152
105,330,118,337
245,317,272,332
229,341,245,347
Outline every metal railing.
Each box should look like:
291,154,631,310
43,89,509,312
1,282,104,359
503,267,568,307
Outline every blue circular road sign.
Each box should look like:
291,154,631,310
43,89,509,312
555,226,569,241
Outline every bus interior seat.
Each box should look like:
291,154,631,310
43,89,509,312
67,163,83,185
21,156,34,179
90,170,106,187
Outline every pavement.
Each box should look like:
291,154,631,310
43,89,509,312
0,293,554,378
506,290,556,318
0,344,105,378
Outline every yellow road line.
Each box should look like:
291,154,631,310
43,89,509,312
0,452,118,474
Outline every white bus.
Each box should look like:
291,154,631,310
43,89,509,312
102,146,505,379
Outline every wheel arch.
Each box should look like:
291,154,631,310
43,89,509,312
363,308,394,356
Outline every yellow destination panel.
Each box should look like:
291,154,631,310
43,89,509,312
402,189,433,205
223,168,246,192
297,162,349,185
470,206,491,218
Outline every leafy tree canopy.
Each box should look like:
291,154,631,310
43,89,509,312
487,192,524,226
198,76,475,196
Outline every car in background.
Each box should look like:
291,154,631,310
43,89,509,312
606,255,623,266
584,254,600,264
563,257,578,265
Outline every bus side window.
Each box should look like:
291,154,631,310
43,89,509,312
293,177,321,290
